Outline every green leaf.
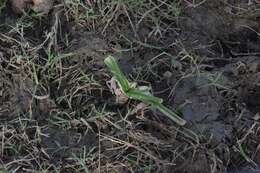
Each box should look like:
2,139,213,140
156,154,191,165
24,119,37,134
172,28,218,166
127,88,163,104
155,103,186,126
104,56,130,93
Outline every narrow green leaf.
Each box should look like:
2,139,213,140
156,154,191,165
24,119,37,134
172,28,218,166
155,103,187,126
104,56,130,92
127,88,163,104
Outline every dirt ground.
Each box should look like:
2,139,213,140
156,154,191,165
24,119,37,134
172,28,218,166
0,0,260,173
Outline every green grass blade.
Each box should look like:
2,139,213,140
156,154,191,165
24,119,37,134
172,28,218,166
127,88,163,104
104,56,130,92
155,103,187,126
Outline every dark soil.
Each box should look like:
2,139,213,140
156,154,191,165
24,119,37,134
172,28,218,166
0,0,260,173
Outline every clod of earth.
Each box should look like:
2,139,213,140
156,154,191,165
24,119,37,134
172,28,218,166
11,0,53,14
31,0,53,13
11,0,30,13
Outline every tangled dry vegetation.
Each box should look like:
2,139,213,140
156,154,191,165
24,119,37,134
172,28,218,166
0,0,260,173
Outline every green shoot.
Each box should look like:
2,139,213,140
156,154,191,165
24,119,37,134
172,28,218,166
104,56,130,92
104,56,187,126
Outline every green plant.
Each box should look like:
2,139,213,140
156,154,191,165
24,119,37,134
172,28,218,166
0,0,6,14
104,56,186,126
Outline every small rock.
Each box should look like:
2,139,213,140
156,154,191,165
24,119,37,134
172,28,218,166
11,0,53,14
163,71,173,79
249,62,260,73
32,0,53,14
11,0,31,14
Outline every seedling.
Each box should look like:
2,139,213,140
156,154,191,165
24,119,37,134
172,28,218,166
104,56,186,126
